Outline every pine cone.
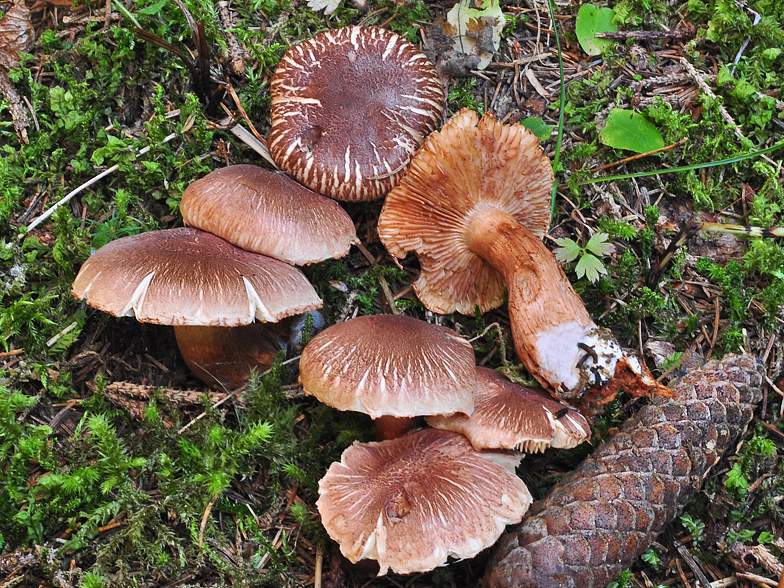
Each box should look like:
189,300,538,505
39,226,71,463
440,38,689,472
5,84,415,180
483,353,764,588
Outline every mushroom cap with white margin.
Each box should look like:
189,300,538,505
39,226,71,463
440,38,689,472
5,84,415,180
377,108,553,314
317,428,533,575
180,165,358,266
299,314,476,419
427,367,592,453
269,25,446,202
71,227,322,326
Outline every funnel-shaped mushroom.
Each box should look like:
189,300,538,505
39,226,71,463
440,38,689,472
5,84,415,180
269,25,446,202
317,428,532,575
72,228,321,388
180,165,358,265
378,109,669,414
427,367,591,453
299,314,476,439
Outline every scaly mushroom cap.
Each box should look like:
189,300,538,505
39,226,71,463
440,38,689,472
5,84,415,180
269,25,446,202
377,108,553,314
426,367,592,452
299,314,476,419
180,165,358,265
72,227,322,326
317,428,533,575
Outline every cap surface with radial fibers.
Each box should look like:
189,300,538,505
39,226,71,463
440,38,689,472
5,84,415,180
299,314,476,419
269,25,445,202
317,428,533,575
71,227,322,326
180,165,358,265
427,366,592,452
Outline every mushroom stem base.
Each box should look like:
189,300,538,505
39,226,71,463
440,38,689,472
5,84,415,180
464,208,667,410
174,322,289,389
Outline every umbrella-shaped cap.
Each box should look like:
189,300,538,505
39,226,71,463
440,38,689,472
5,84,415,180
181,165,358,265
299,314,476,419
317,428,532,575
427,367,591,452
72,227,322,326
377,108,553,314
269,25,445,202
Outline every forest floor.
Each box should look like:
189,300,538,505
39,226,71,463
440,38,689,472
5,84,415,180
1,0,783,585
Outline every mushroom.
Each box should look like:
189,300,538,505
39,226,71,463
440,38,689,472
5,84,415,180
72,227,322,388
299,314,476,439
180,164,358,265
317,428,533,575
377,109,669,414
268,25,446,202
426,367,592,453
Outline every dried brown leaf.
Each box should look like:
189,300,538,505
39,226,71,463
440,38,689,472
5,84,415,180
0,1,34,70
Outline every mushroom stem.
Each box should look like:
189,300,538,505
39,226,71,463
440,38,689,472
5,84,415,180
465,207,667,410
374,416,417,441
174,323,287,389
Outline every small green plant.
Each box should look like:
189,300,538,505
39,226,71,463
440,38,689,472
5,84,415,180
599,109,666,154
554,232,613,282
680,512,705,544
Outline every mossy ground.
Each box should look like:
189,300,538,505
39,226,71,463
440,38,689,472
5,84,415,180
1,0,783,585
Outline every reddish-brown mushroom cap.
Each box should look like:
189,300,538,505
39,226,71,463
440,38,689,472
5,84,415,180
269,25,446,202
180,165,358,265
72,227,322,326
426,367,592,452
317,428,533,575
72,228,323,388
377,108,553,313
299,314,476,419
377,109,669,411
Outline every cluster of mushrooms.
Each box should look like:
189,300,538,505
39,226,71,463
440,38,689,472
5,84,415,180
72,25,671,576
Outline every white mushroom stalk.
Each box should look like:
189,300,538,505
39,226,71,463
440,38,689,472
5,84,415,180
378,109,670,414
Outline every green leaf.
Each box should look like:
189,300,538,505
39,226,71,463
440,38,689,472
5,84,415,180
599,109,666,153
585,232,613,256
575,5,617,56
521,117,553,141
575,253,607,282
554,237,582,263
758,531,775,544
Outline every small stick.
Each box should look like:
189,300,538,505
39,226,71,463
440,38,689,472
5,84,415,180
0,349,24,358
198,492,220,547
314,544,324,588
591,138,687,174
23,133,178,237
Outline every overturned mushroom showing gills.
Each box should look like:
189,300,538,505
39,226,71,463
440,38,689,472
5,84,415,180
180,165,358,265
483,353,764,588
427,367,591,453
377,109,668,413
299,314,476,439
318,428,533,575
269,25,446,202
72,228,322,388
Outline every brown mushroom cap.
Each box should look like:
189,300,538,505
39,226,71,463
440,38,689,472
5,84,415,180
180,165,358,265
317,428,533,575
269,25,446,202
377,108,553,314
299,315,476,419
72,227,322,326
426,367,592,452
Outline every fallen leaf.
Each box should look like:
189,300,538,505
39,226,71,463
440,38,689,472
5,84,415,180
0,1,34,70
443,0,505,70
575,4,617,56
307,0,342,15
